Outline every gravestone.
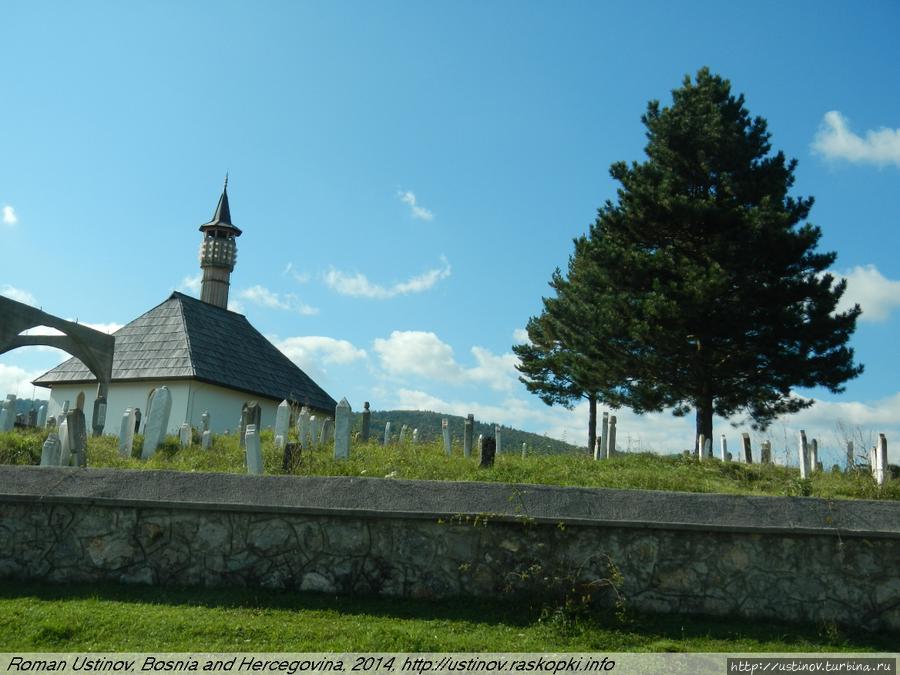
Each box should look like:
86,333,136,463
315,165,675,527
282,441,300,472
333,398,351,460
66,409,87,467
57,418,71,466
201,410,210,433
320,418,333,445
412,428,419,444
607,416,617,457
400,424,408,443
521,442,527,458
846,441,854,470
92,395,107,437
274,434,285,451
0,395,15,431
383,421,391,446
495,425,502,455
309,415,321,446
274,400,290,444
442,419,451,456
480,437,496,468
720,435,728,461
118,408,135,458
133,407,141,434
593,436,601,461
477,434,483,457
600,412,609,459
61,400,70,417
761,440,772,464
27,408,37,427
40,432,61,467
37,405,47,428
244,424,263,475
179,423,192,448
297,406,311,447
697,434,706,461
142,386,172,459
741,433,753,463
809,439,818,473
361,402,371,442
240,402,261,449
463,414,474,458
798,430,810,479
46,416,57,429
201,430,212,450
874,434,888,486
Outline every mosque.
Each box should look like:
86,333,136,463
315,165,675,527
34,181,336,434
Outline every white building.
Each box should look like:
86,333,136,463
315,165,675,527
34,181,335,434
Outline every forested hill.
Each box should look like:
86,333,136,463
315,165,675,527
350,409,584,455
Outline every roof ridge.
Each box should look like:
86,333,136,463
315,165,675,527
174,295,198,379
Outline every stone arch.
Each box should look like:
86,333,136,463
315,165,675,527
0,295,115,436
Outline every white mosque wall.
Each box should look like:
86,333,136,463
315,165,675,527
44,380,310,436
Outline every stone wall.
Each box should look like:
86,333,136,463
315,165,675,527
1,466,898,631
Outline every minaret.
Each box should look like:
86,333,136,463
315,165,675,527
198,176,242,309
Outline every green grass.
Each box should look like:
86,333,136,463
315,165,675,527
2,427,897,500
0,581,895,652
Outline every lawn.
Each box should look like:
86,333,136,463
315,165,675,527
0,581,895,652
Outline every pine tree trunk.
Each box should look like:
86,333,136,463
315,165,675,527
694,388,713,453
587,393,597,456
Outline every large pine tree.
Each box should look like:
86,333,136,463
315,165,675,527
523,68,862,448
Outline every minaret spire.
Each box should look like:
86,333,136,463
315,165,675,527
198,177,242,309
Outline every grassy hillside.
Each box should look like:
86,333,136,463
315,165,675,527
1,426,897,500
357,409,583,454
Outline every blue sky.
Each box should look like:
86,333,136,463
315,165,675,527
2,1,899,464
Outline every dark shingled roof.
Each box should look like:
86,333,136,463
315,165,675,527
34,292,336,411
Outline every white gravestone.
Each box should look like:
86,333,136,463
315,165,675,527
521,442,527,458
874,434,888,486
600,412,610,459
201,430,212,450
720,435,728,461
607,416,617,457
798,430,810,479
761,440,772,464
118,408,136,458
495,425,502,455
464,414,474,458
142,386,172,459
809,439,818,473
412,428,419,444
308,415,320,447
244,424,263,475
179,423,192,448
201,411,210,433
383,421,391,446
697,434,706,462
40,432,61,467
320,418,333,445
442,419,451,456
37,405,47,429
297,406,311,447
274,400,290,444
57,418,71,466
477,434,483,457
333,398,351,460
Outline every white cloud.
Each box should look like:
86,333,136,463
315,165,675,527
227,299,245,313
812,111,900,167
237,285,319,316
2,205,17,226
324,257,451,299
275,336,368,367
512,328,531,344
372,330,519,391
81,322,123,334
398,190,434,221
833,264,900,322
0,364,50,399
178,274,202,296
282,262,311,284
1,284,37,305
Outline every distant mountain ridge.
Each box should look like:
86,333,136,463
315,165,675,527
351,409,584,455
